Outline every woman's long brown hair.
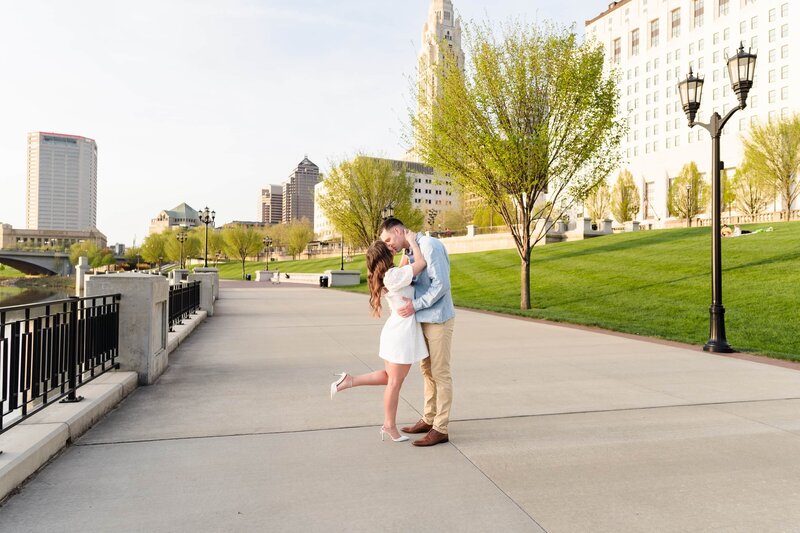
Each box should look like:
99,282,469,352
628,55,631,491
366,240,395,318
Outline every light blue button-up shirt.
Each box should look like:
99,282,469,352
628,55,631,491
406,234,456,324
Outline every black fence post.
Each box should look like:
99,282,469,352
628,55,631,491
61,296,84,403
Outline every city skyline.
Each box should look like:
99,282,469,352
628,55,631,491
0,1,600,245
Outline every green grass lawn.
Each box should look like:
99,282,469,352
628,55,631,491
219,222,800,360
0,265,25,278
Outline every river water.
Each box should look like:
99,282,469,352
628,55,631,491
0,286,70,308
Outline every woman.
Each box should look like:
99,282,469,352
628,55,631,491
330,229,428,443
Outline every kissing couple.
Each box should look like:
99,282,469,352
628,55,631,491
330,217,455,447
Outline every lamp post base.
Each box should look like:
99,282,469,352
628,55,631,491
703,305,734,353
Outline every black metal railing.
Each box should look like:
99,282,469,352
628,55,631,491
168,281,200,331
0,294,121,437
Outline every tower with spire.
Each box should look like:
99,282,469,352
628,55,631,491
418,0,464,106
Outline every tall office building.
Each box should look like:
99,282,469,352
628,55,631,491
415,0,466,217
260,184,283,224
26,132,98,231
282,156,320,225
586,0,797,225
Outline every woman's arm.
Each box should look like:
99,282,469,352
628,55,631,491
404,229,426,276
399,254,409,267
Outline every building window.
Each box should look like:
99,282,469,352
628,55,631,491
781,86,789,100
650,19,659,47
645,182,656,219
719,0,729,16
769,90,776,103
613,38,621,63
631,29,640,56
671,9,680,38
751,16,757,30
782,65,788,79
724,27,730,40
769,8,776,22
769,49,776,63
782,24,789,38
769,70,776,82
782,45,789,59
782,3,789,18
693,0,704,28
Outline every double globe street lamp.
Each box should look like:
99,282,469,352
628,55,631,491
198,206,215,268
262,236,272,271
176,230,188,269
678,43,757,353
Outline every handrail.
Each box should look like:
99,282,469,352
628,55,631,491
1,293,121,436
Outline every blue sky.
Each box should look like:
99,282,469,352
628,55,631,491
0,1,604,245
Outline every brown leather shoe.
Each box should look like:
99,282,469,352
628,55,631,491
401,419,433,434
412,429,449,447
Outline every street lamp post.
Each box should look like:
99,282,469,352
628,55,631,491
686,185,693,227
678,43,757,354
198,206,215,268
176,231,188,269
381,201,395,220
262,236,272,271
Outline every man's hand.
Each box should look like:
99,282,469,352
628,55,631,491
397,297,415,318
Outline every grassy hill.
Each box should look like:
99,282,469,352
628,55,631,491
218,222,800,361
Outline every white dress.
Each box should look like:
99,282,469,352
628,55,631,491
378,264,429,364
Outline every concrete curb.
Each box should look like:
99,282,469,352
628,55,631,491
167,310,207,354
0,371,138,503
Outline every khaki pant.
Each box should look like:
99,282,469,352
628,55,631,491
420,318,455,434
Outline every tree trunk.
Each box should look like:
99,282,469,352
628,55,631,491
520,255,531,310
241,258,246,280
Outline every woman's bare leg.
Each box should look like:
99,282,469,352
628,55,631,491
337,370,388,391
383,362,411,439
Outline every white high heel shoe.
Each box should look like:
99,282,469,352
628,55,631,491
380,426,409,442
330,372,349,400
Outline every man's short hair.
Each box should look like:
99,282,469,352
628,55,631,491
378,217,404,235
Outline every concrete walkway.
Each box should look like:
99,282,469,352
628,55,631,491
2,283,800,532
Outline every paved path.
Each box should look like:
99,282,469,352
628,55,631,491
2,283,800,532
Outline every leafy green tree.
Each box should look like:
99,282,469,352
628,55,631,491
667,162,710,227
733,163,770,216
741,114,800,219
585,180,611,224
611,170,640,223
411,21,623,309
140,232,167,264
69,241,115,271
721,169,736,217
318,155,423,248
222,225,263,279
285,220,315,259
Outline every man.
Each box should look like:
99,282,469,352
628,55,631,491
378,217,455,447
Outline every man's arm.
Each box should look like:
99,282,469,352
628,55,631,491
411,240,449,311
397,239,449,317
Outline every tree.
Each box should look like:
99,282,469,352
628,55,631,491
585,180,611,224
721,169,736,217
741,114,800,220
222,225,263,279
69,241,115,271
733,163,770,216
667,162,710,227
318,155,424,248
285,219,314,259
611,170,640,223
411,21,623,309
140,232,167,265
